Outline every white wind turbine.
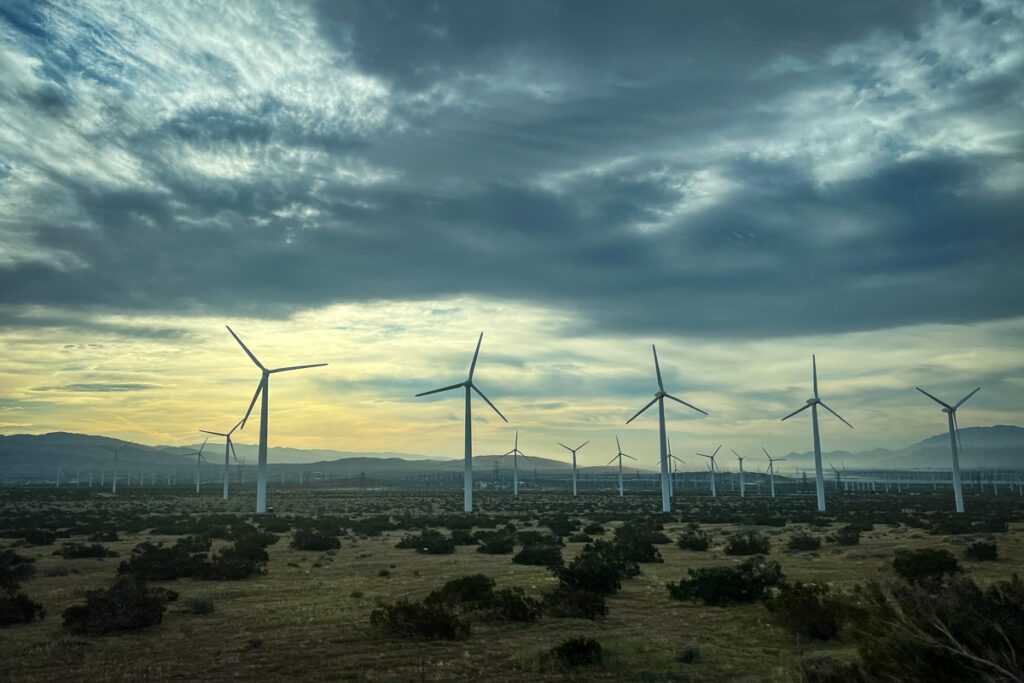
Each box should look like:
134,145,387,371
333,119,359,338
607,436,637,497
501,430,529,496
228,325,327,514
667,436,685,496
916,385,980,513
559,441,589,496
416,332,508,513
95,441,128,494
780,355,852,512
762,447,786,498
200,420,242,501
184,438,209,494
731,449,747,498
627,345,708,512
697,444,721,497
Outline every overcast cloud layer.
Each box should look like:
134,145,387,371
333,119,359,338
0,1,1022,462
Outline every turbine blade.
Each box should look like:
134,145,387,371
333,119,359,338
955,387,980,408
558,442,572,452
712,444,722,457
468,332,483,381
761,446,771,458
415,381,465,397
228,418,243,435
228,438,238,462
240,378,264,430
812,355,818,399
472,385,507,422
626,396,658,424
576,441,589,451
730,448,741,458
915,387,952,409
781,403,812,421
607,455,619,466
622,453,637,461
819,401,853,428
198,437,208,454
199,430,227,437
616,435,621,452
226,325,266,371
270,363,327,373
665,393,709,415
652,345,664,392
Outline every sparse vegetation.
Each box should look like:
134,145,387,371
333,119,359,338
765,582,849,640
723,530,771,556
62,575,177,635
676,523,711,551
892,548,960,585
667,556,784,606
786,531,822,552
551,637,603,667
965,540,998,561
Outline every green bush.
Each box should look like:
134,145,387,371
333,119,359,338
62,575,177,635
53,543,119,559
475,530,515,555
765,582,848,640
677,524,711,551
667,556,784,606
852,575,1024,682
829,526,861,546
482,588,541,622
540,515,580,537
799,656,864,683
449,528,477,546
612,521,663,563
724,530,771,556
117,538,210,581
786,532,821,552
370,599,468,640
553,540,638,595
290,527,340,551
395,530,455,555
543,585,607,620
964,541,997,561
0,590,45,627
583,522,605,535
892,548,960,585
551,637,603,666
513,543,563,567
0,549,36,588
567,533,593,543
426,574,495,608
199,537,268,580
185,597,215,615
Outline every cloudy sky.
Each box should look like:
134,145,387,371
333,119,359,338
1,1,1022,468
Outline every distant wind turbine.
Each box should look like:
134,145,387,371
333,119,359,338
228,325,327,514
184,438,209,494
416,332,508,513
95,441,128,494
559,441,589,496
627,345,708,512
762,447,786,498
916,386,980,513
697,445,721,497
731,448,747,498
607,436,637,497
501,430,529,496
780,355,852,512
200,419,242,501
667,436,685,496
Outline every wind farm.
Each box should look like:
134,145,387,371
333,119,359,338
1,1,1022,681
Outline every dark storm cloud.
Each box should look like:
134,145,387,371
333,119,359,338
0,0,1021,338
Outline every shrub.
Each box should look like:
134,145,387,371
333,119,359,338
667,556,784,606
677,524,711,551
551,637,603,667
449,528,477,546
852,575,1024,682
515,531,563,547
786,532,821,552
0,590,45,627
567,533,592,543
118,538,210,581
369,599,468,640
53,543,119,559
724,530,771,556
62,575,176,635
543,585,607,620
87,531,120,542
0,549,35,588
829,525,861,546
965,541,997,561
290,527,340,551
185,597,215,615
19,529,57,545
612,521,663,563
765,582,848,641
583,523,605,535
482,588,541,622
513,543,563,567
426,574,495,608
677,645,702,664
892,548,960,585
475,530,515,555
800,656,865,683
199,538,269,580
540,515,580,537
554,540,638,595
395,530,454,555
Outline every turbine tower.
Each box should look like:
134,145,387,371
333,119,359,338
200,419,242,501
607,436,636,497
731,448,747,498
697,445,721,497
95,442,128,494
780,355,852,512
415,332,508,513
916,386,980,513
559,441,589,496
762,447,786,498
627,345,708,512
184,438,209,494
502,430,529,496
228,325,327,514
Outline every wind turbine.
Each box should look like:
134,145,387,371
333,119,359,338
731,448,747,498
184,438,209,494
559,441,589,496
627,345,708,512
697,445,721,497
607,436,636,497
780,355,852,512
916,385,980,513
829,462,841,492
200,420,242,501
415,332,507,513
228,325,327,514
95,442,128,494
762,447,786,498
501,430,529,496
